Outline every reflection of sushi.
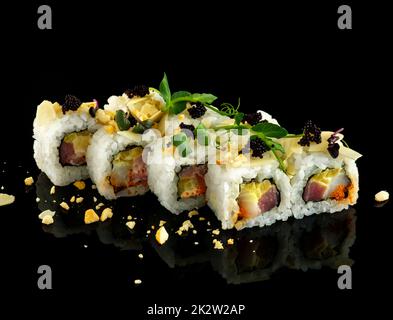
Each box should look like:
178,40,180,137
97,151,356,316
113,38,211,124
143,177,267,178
287,208,356,271
211,222,290,284
33,98,100,185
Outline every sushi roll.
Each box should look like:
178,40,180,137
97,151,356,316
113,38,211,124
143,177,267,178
206,156,292,230
146,127,214,214
205,111,291,230
87,89,164,200
282,130,362,219
33,96,100,186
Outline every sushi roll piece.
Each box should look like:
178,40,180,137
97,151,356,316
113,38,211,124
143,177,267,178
282,130,362,219
206,156,292,230
86,89,164,199
146,127,214,214
33,96,100,186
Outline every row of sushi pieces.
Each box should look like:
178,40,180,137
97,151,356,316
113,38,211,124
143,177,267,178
33,74,362,230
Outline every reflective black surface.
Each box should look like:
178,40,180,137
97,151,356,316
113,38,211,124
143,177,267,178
2,1,392,317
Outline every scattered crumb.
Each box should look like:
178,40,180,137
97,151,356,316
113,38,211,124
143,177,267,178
159,220,166,227
249,240,253,243
42,215,54,225
83,244,88,248
127,215,132,220
207,221,211,226
199,217,206,221
151,225,155,230
100,208,113,222
84,209,100,224
0,193,15,206
176,220,194,235
206,228,212,232
126,221,136,230
70,196,75,203
138,253,144,259
192,230,197,234
93,196,97,202
227,238,234,245
50,186,55,195
24,176,34,186
91,184,97,190
0,186,4,190
188,210,199,218
375,190,389,202
252,250,256,253
155,226,169,245
194,241,199,245
134,279,142,285
146,230,151,234
36,197,40,203
76,197,84,204
212,229,220,236
95,202,104,210
73,180,86,190
38,209,55,220
213,239,224,250
59,202,70,210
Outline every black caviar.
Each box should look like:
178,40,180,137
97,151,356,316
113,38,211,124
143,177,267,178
187,102,207,119
179,122,195,137
243,112,262,125
125,85,150,98
128,115,137,127
298,120,322,146
62,95,81,114
242,137,270,158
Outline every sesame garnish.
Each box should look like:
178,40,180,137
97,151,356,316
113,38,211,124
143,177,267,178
134,279,142,285
50,186,55,195
138,253,144,259
70,196,76,203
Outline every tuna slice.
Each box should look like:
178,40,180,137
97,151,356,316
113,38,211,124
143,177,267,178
177,165,207,199
59,131,91,166
237,180,279,219
110,147,147,192
303,168,350,202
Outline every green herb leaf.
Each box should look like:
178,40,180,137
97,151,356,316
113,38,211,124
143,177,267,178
178,143,192,157
132,123,145,134
172,133,187,147
234,112,244,125
252,122,288,138
115,110,131,131
159,73,171,110
189,93,217,104
171,101,187,114
194,123,209,146
171,91,191,100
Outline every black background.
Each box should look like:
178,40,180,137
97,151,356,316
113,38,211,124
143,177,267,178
1,0,392,317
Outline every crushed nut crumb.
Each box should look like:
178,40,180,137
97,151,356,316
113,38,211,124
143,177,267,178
24,177,34,186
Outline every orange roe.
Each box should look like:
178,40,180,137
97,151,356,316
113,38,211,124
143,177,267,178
330,184,348,201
